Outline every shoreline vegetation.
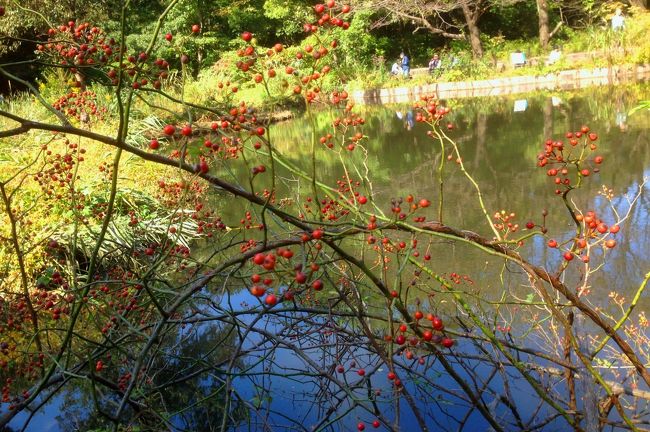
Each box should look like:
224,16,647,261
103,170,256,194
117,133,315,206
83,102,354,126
2,8,650,118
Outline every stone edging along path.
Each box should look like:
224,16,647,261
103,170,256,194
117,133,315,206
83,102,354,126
349,64,650,105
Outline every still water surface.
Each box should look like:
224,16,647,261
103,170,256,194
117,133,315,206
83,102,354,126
8,83,650,431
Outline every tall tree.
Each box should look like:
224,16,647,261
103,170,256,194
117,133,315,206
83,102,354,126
459,0,484,58
537,0,551,48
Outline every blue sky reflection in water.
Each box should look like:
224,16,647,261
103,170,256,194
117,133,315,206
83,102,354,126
5,83,650,431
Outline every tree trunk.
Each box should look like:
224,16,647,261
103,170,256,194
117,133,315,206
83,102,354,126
543,97,552,139
537,0,550,49
460,1,483,59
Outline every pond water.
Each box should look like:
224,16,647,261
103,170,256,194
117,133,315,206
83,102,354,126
267,83,650,309
5,83,649,431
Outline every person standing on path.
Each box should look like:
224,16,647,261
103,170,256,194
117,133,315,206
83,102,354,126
611,7,625,31
400,52,410,78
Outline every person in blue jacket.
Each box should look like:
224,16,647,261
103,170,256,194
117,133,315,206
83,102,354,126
400,52,410,77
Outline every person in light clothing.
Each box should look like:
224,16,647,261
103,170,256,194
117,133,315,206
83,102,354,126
611,8,625,31
390,61,402,76
546,47,561,65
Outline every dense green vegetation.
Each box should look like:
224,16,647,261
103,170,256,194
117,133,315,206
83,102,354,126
1,0,649,98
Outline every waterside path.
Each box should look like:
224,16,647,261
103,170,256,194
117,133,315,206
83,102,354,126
350,64,650,104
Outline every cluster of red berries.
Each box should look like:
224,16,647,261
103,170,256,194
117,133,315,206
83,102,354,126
151,102,268,176
51,90,107,122
235,4,350,104
537,126,603,194
156,179,205,208
37,22,115,72
236,37,336,104
117,372,132,391
446,272,474,285
548,210,620,262
306,2,352,32
413,96,452,125
32,287,67,320
1,376,34,409
318,109,365,151
37,21,176,90
492,210,520,238
32,141,85,201
247,232,327,305
387,195,431,222
388,317,454,349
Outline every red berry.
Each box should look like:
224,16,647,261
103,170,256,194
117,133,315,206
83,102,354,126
357,423,365,431
149,139,159,150
250,285,266,297
191,24,200,33
241,31,252,42
295,272,307,284
165,33,172,42
372,420,380,428
312,279,323,290
264,294,277,306
441,337,454,348
181,125,192,136
163,124,175,136
253,253,265,265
